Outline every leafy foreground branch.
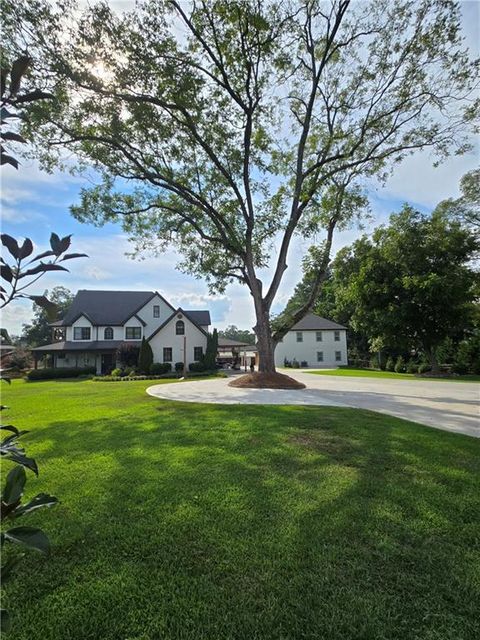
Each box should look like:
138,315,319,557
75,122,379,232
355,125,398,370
0,422,58,633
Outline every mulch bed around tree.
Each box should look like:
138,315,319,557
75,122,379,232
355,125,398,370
228,371,306,389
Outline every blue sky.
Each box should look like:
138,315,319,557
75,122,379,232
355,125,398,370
1,1,479,337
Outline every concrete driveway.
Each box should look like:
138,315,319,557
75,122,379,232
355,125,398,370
147,371,479,438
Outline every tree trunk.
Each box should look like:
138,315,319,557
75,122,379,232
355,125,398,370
253,306,276,373
426,347,440,374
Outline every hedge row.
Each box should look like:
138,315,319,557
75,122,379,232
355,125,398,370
92,371,225,382
26,367,96,381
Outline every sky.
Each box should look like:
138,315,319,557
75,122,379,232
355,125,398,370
1,1,479,337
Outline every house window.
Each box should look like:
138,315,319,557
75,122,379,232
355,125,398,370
316,331,322,342
296,332,303,342
125,327,141,340
104,327,114,340
334,330,340,342
335,351,342,362
163,347,172,362
176,320,185,335
317,351,324,362
73,327,91,340
193,346,203,361
153,305,160,318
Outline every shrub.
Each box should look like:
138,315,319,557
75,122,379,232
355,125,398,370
418,363,431,374
174,362,184,372
150,362,171,375
116,343,140,368
111,368,122,377
283,357,291,368
26,367,96,381
385,357,395,372
394,356,406,373
189,361,207,372
138,337,154,374
291,358,300,369
406,360,419,374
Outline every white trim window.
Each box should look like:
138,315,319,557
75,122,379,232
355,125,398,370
296,332,303,342
125,327,141,340
193,346,203,361
104,327,114,340
73,327,91,340
163,347,172,362
316,331,322,342
317,351,324,363
335,351,342,362
176,320,185,335
153,305,160,318
334,330,340,342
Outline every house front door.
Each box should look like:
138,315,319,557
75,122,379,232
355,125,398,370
101,353,114,374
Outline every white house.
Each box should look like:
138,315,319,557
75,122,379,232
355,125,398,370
32,290,210,374
274,313,348,368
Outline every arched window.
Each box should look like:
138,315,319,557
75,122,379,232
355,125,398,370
175,320,185,335
104,327,114,340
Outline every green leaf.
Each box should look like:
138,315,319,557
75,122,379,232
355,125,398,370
1,554,24,582
3,526,50,553
28,295,58,322
0,154,19,169
10,55,31,96
2,466,26,505
13,493,58,517
59,252,88,261
1,131,27,144
18,263,69,278
0,609,11,633
1,234,20,259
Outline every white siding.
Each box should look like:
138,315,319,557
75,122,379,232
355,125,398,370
65,315,93,342
148,313,207,365
135,294,173,339
274,329,348,368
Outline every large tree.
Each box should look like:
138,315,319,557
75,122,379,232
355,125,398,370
304,207,479,371
6,0,478,374
21,286,73,347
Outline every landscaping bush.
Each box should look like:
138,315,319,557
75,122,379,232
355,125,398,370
138,337,154,374
92,370,226,382
406,360,419,374
189,361,207,372
283,358,291,368
394,356,406,373
418,363,431,374
291,358,300,369
26,367,96,381
149,362,171,375
111,368,122,377
385,357,395,372
174,362,184,372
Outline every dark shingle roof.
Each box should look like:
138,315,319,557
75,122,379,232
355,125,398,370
290,313,347,331
32,341,128,352
184,310,211,326
61,290,160,326
218,337,254,348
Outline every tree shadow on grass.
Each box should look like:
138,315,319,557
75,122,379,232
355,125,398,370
5,403,480,640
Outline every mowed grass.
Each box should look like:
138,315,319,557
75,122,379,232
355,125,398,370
306,367,480,382
2,379,479,640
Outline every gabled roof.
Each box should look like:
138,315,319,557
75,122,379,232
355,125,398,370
218,337,254,348
290,313,347,331
59,290,174,326
184,310,211,326
148,308,208,341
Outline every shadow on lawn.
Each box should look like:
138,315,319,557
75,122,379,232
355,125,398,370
11,402,480,639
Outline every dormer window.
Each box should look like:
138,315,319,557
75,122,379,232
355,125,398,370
104,327,114,340
176,320,185,335
153,305,160,318
73,327,91,340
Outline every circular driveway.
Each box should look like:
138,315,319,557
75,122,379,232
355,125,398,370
147,371,480,438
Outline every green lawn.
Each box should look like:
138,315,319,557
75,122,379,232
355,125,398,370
305,367,480,382
2,379,479,640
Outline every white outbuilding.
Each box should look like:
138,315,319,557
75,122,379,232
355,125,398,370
274,313,348,369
